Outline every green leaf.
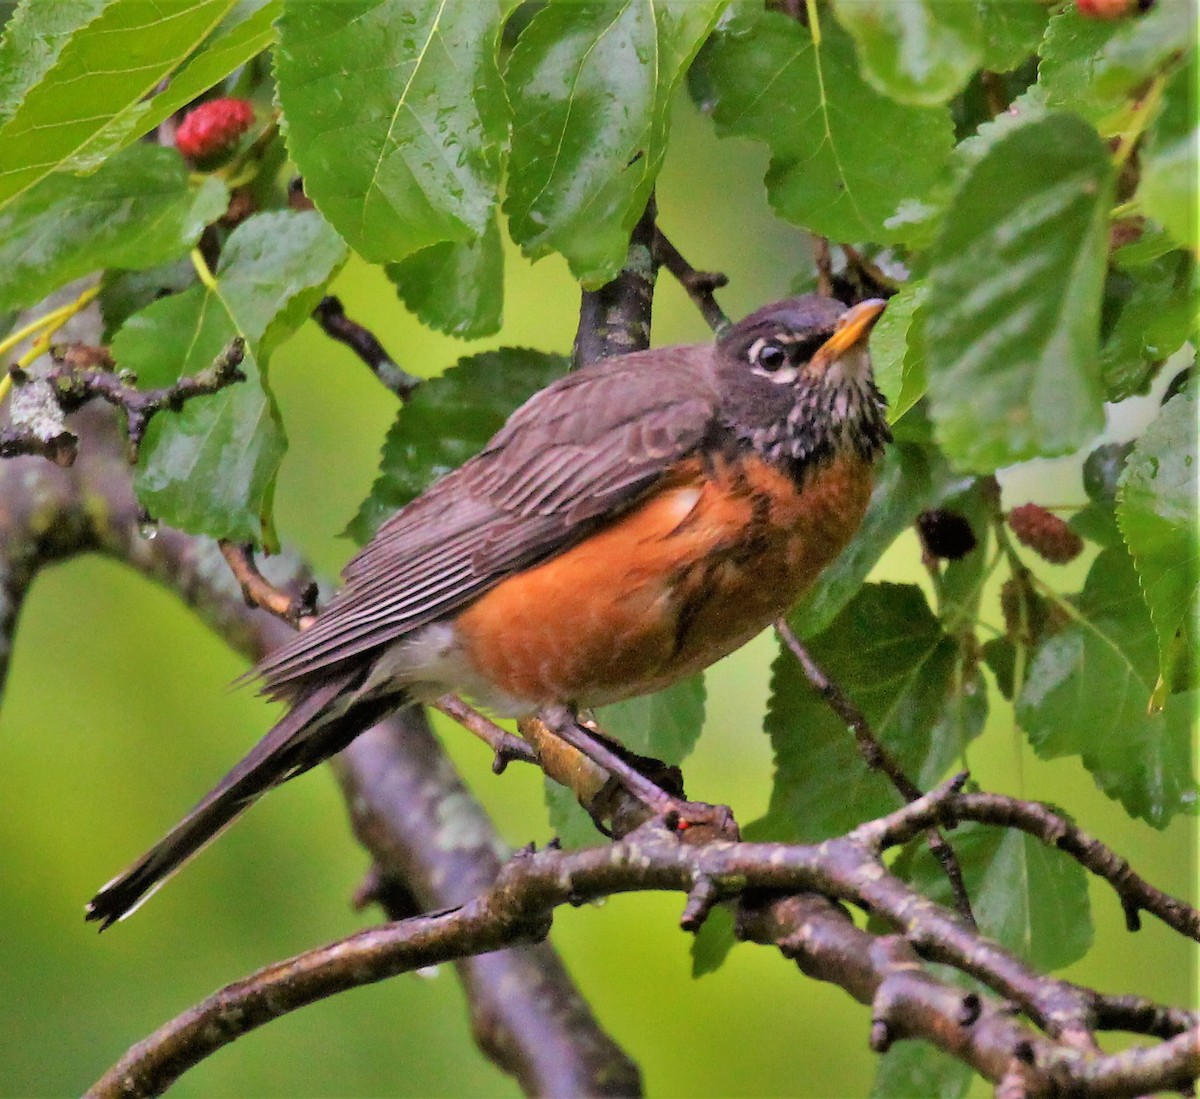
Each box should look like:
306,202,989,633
690,903,736,978
758,583,983,842
829,0,982,107
871,1041,972,1099
788,443,965,639
1090,1,1195,101
348,348,569,544
691,9,953,245
1139,55,1198,251
544,779,605,849
1017,547,1198,827
275,0,508,264
1099,250,1197,401
100,257,198,341
0,0,237,212
64,0,282,173
1116,388,1198,689
504,0,724,286
111,211,348,544
387,215,504,339
870,280,927,423
0,145,226,313
1037,7,1130,133
596,675,705,766
0,0,110,128
904,821,1093,971
926,114,1111,472
976,0,1050,74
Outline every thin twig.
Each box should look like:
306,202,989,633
775,619,977,928
3,338,245,466
313,295,421,399
813,235,834,298
217,541,319,629
650,226,730,334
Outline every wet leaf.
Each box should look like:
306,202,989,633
0,145,226,312
1017,547,1198,827
276,0,509,263
505,0,724,286
926,114,1111,471
690,8,953,245
830,0,982,107
112,211,347,544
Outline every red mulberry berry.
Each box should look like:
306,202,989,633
176,98,256,163
1076,0,1138,18
1007,504,1084,565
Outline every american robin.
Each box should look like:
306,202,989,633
87,294,889,927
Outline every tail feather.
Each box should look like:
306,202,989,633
86,672,388,929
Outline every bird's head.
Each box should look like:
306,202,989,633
715,295,891,469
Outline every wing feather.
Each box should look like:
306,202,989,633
255,346,720,694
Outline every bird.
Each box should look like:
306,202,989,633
86,294,890,928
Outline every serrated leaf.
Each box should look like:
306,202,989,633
0,0,110,128
870,1041,972,1099
348,348,569,544
977,0,1050,74
829,0,982,107
691,9,952,245
1100,250,1197,400
0,0,237,212
758,583,982,842
0,145,226,313
63,0,282,173
1037,7,1130,133
111,211,347,544
869,280,926,423
904,822,1093,972
788,443,965,639
1017,547,1198,827
504,0,724,286
926,114,1111,472
1139,55,1198,251
596,675,705,766
1116,388,1198,689
387,215,504,339
275,0,508,264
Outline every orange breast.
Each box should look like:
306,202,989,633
453,452,874,708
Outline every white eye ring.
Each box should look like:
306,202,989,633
749,337,787,371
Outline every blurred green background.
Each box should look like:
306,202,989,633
1,95,1194,1098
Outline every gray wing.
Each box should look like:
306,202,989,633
254,345,720,696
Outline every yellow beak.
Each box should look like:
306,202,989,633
812,298,887,367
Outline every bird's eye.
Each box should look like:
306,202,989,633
756,343,787,371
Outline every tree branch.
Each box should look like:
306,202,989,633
85,785,1200,1099
312,295,421,400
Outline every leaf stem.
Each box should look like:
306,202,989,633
190,248,219,291
804,0,821,45
1112,73,1167,171
0,284,102,404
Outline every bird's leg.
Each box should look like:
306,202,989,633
535,704,677,811
534,705,740,842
